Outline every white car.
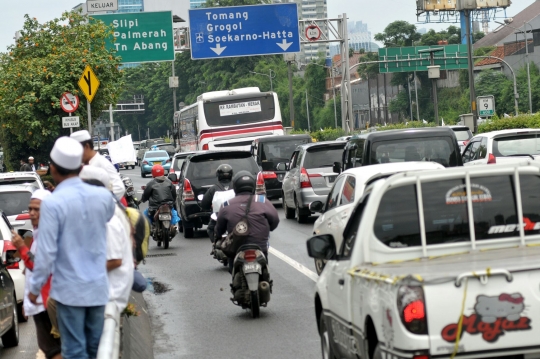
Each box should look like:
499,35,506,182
448,125,473,153
309,161,444,274
463,128,540,166
0,172,44,190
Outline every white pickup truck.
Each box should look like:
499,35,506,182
308,161,540,359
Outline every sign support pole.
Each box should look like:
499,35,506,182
288,60,294,128
430,52,440,126
87,101,92,135
109,104,114,141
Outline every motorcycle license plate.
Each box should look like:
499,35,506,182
159,214,172,220
243,263,261,274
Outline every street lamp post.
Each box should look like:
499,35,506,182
495,20,533,114
250,69,276,92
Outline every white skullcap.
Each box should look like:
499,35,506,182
70,130,92,143
80,166,111,190
31,189,51,201
50,137,83,170
28,156,34,160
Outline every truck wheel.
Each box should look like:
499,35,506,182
319,315,336,359
295,198,309,224
184,227,194,238
1,293,19,348
283,194,295,219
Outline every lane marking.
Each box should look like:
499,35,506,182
269,246,318,282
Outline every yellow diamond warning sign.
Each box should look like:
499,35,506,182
78,65,100,103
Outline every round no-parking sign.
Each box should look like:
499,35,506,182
60,92,80,113
305,25,322,42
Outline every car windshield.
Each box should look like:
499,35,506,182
0,191,32,216
260,139,309,170
453,129,472,141
493,134,540,157
0,178,41,190
371,137,457,167
145,151,168,159
304,145,344,169
188,157,259,179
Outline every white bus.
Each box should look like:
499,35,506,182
173,87,283,152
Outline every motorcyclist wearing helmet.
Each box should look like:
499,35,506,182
141,165,176,223
202,164,234,241
215,171,279,271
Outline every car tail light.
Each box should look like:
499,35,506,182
463,140,469,146
166,159,171,163
182,178,195,201
256,172,266,195
143,160,148,165
202,144,209,151
300,168,321,188
16,213,30,220
262,171,277,179
487,153,496,164
398,286,428,335
244,250,257,262
412,355,429,359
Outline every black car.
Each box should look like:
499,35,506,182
336,127,463,173
169,151,204,186
251,134,312,200
169,151,263,238
0,231,20,348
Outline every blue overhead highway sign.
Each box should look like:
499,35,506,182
189,3,300,60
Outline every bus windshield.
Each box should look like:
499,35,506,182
203,95,275,127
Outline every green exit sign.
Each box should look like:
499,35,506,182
92,11,174,64
379,44,469,73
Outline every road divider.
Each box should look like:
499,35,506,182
269,246,318,282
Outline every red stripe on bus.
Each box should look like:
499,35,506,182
199,125,283,141
198,120,283,136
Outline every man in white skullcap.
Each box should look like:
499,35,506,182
29,156,36,171
70,129,125,200
80,166,134,312
29,136,115,359
11,189,61,359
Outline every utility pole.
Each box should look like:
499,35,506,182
287,59,294,128
414,71,420,121
332,69,338,129
464,10,478,132
407,75,413,120
109,104,114,141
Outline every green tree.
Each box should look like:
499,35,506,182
0,11,123,169
374,21,421,47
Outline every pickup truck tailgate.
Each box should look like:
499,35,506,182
425,269,540,356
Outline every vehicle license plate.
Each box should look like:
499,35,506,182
153,161,162,165
159,214,172,220
243,263,261,273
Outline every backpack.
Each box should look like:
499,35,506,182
220,195,253,258
125,207,150,264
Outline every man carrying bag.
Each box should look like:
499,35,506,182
215,171,279,273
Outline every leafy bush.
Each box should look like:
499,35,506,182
290,127,345,141
478,113,540,133
373,121,436,131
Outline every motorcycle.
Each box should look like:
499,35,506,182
153,201,175,249
120,174,139,209
230,244,272,318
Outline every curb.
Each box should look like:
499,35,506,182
121,291,154,359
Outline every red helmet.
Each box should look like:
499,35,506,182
152,165,165,178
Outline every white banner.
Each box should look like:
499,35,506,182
219,100,261,117
106,135,137,164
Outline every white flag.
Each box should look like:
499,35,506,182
441,118,445,126
422,119,428,124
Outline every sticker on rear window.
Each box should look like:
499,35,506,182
441,293,531,343
488,217,540,234
445,184,492,205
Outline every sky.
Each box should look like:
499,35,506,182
0,0,536,52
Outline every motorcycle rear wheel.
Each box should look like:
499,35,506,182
163,228,170,249
157,241,161,247
250,290,260,318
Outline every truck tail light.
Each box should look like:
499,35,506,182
182,178,195,201
487,153,496,164
398,286,428,335
256,172,266,195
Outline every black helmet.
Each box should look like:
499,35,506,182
232,171,256,194
216,164,233,182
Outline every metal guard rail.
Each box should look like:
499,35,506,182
97,302,121,359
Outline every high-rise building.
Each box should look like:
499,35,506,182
348,21,374,53
289,0,329,62
190,0,206,8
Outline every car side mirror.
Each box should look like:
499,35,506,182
5,250,21,265
276,162,287,171
168,173,178,183
333,162,341,174
309,201,325,213
306,234,337,260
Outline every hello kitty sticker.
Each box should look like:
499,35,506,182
441,293,531,343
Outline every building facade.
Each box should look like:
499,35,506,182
190,0,206,8
118,0,144,12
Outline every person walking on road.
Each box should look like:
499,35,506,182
29,156,36,171
29,136,115,359
20,158,32,171
11,189,62,359
80,166,134,312
70,130,125,200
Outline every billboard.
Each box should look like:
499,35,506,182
417,0,511,12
